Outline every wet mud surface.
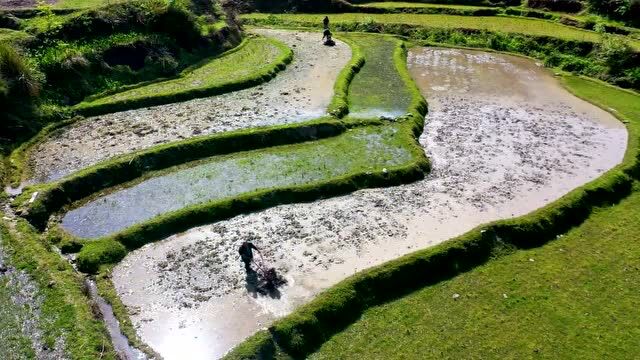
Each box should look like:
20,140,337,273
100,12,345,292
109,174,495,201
112,48,627,359
61,126,412,238
27,29,351,183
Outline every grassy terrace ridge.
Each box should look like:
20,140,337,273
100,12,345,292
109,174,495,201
224,75,640,359
62,124,419,239
75,35,293,116
74,118,430,272
360,1,493,9
241,13,640,49
10,30,369,227
0,220,116,359
342,33,413,117
312,184,640,359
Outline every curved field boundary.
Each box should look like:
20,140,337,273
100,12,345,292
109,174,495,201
72,38,428,273
241,13,640,49
75,120,430,273
353,3,635,36
12,117,349,230
11,30,371,229
73,36,293,117
223,75,640,359
326,35,366,117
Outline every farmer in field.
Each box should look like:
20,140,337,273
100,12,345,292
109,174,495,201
239,241,260,271
323,16,330,29
322,28,335,46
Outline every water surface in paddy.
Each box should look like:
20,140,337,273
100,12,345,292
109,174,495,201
113,48,628,359
61,126,412,238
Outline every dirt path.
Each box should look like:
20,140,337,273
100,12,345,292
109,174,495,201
27,29,351,183
112,48,627,359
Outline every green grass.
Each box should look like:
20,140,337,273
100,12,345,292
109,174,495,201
242,13,640,49
361,1,491,10
0,220,115,359
0,277,37,359
52,0,122,9
342,33,413,117
77,36,289,110
312,185,640,358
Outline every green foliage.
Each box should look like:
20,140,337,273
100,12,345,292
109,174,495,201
76,239,126,273
586,0,640,26
313,187,640,358
242,13,638,46
0,43,45,143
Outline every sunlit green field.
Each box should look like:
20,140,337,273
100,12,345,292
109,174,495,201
242,13,640,49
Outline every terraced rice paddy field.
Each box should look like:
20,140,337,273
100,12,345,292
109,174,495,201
2,1,640,359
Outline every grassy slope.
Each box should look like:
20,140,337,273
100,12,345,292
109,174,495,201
0,277,36,359
0,221,115,359
78,36,285,108
342,33,413,116
362,1,491,9
310,76,640,359
242,13,640,48
312,187,640,358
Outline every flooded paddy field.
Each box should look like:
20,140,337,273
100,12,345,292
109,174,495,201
111,47,627,359
61,125,413,239
345,33,412,118
27,29,351,183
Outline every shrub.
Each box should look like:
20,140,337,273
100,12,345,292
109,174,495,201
527,0,583,12
0,43,44,142
593,34,636,76
76,239,127,274
586,0,640,26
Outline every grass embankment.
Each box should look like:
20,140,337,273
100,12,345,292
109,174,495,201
75,35,293,115
313,185,640,358
13,118,347,229
224,76,640,359
73,119,430,272
341,33,413,117
61,124,419,239
70,32,428,272
0,220,116,358
242,13,640,47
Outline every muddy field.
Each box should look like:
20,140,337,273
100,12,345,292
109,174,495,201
112,48,627,359
27,29,351,183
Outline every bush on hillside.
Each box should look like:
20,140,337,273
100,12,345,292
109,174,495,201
0,43,44,144
527,0,583,12
586,0,640,26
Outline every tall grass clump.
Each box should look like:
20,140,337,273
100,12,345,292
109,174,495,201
0,43,45,148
